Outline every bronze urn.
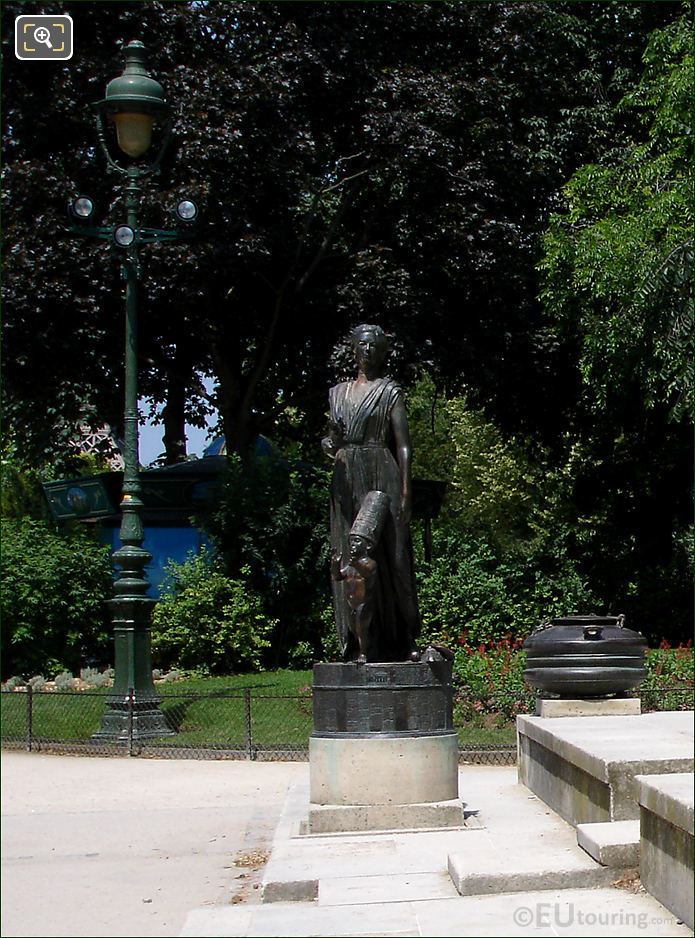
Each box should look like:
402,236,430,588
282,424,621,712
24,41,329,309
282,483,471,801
523,614,647,698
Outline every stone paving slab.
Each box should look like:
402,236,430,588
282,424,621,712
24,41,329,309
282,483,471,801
637,772,694,930
412,889,692,937
3,751,690,938
319,870,456,906
1,753,307,938
261,778,483,902
447,855,617,896
260,765,642,911
637,772,694,835
181,901,419,937
180,888,693,937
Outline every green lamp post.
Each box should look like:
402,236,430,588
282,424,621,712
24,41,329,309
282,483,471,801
69,41,198,741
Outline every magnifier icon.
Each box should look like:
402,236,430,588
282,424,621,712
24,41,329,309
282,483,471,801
33,26,53,49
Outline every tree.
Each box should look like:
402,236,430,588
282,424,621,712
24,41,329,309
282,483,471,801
201,453,331,667
540,13,693,422
5,1,687,643
406,375,597,646
538,12,693,641
3,1,680,468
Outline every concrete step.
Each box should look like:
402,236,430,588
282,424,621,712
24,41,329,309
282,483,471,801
517,710,694,826
576,820,640,867
637,772,694,930
447,851,618,897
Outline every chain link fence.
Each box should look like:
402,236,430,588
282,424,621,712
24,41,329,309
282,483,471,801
1,684,691,765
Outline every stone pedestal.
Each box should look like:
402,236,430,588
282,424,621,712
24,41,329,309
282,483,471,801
306,661,464,833
535,697,641,718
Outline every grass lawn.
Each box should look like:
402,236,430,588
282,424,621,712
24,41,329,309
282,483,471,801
161,670,312,694
1,688,109,741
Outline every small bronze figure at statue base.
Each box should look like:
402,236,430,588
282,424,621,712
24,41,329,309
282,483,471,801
330,490,390,664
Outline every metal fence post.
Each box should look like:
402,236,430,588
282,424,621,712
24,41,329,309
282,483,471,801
244,688,255,760
26,684,33,752
127,687,134,757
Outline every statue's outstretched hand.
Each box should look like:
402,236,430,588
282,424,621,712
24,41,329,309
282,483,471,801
330,551,343,580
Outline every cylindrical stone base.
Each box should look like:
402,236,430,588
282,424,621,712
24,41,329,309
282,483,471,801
310,732,459,805
306,661,463,833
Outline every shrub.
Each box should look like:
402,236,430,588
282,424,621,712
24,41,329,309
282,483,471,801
451,643,692,700
452,639,532,724
453,639,527,696
79,667,111,688
0,458,46,521
450,643,693,723
2,675,25,690
644,644,693,688
201,453,331,667
288,641,314,670
409,375,692,648
54,671,77,690
0,519,113,679
409,376,538,546
163,669,184,683
151,550,276,674
416,530,595,648
316,600,344,663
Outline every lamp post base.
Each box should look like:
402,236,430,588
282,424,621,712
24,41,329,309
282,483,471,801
93,691,175,741
94,597,175,741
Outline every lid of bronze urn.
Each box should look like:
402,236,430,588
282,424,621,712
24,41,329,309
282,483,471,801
525,614,647,647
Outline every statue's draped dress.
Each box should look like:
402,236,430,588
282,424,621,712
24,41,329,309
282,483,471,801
329,377,421,661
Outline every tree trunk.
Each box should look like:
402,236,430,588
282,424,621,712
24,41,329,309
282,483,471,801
161,347,189,465
211,323,257,458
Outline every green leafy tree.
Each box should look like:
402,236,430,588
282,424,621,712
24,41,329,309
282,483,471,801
3,1,678,467
4,0,687,652
538,13,693,641
540,14,693,421
416,529,596,649
408,376,596,645
1,450,46,521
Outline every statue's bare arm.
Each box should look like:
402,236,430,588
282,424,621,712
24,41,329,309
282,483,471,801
390,397,412,527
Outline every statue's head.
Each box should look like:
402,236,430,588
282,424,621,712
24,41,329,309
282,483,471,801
348,491,389,564
351,323,388,372
348,533,371,563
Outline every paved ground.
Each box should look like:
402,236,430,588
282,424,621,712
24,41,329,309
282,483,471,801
1,752,306,937
2,753,692,938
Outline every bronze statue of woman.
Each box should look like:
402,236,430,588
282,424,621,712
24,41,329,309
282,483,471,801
322,324,421,662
